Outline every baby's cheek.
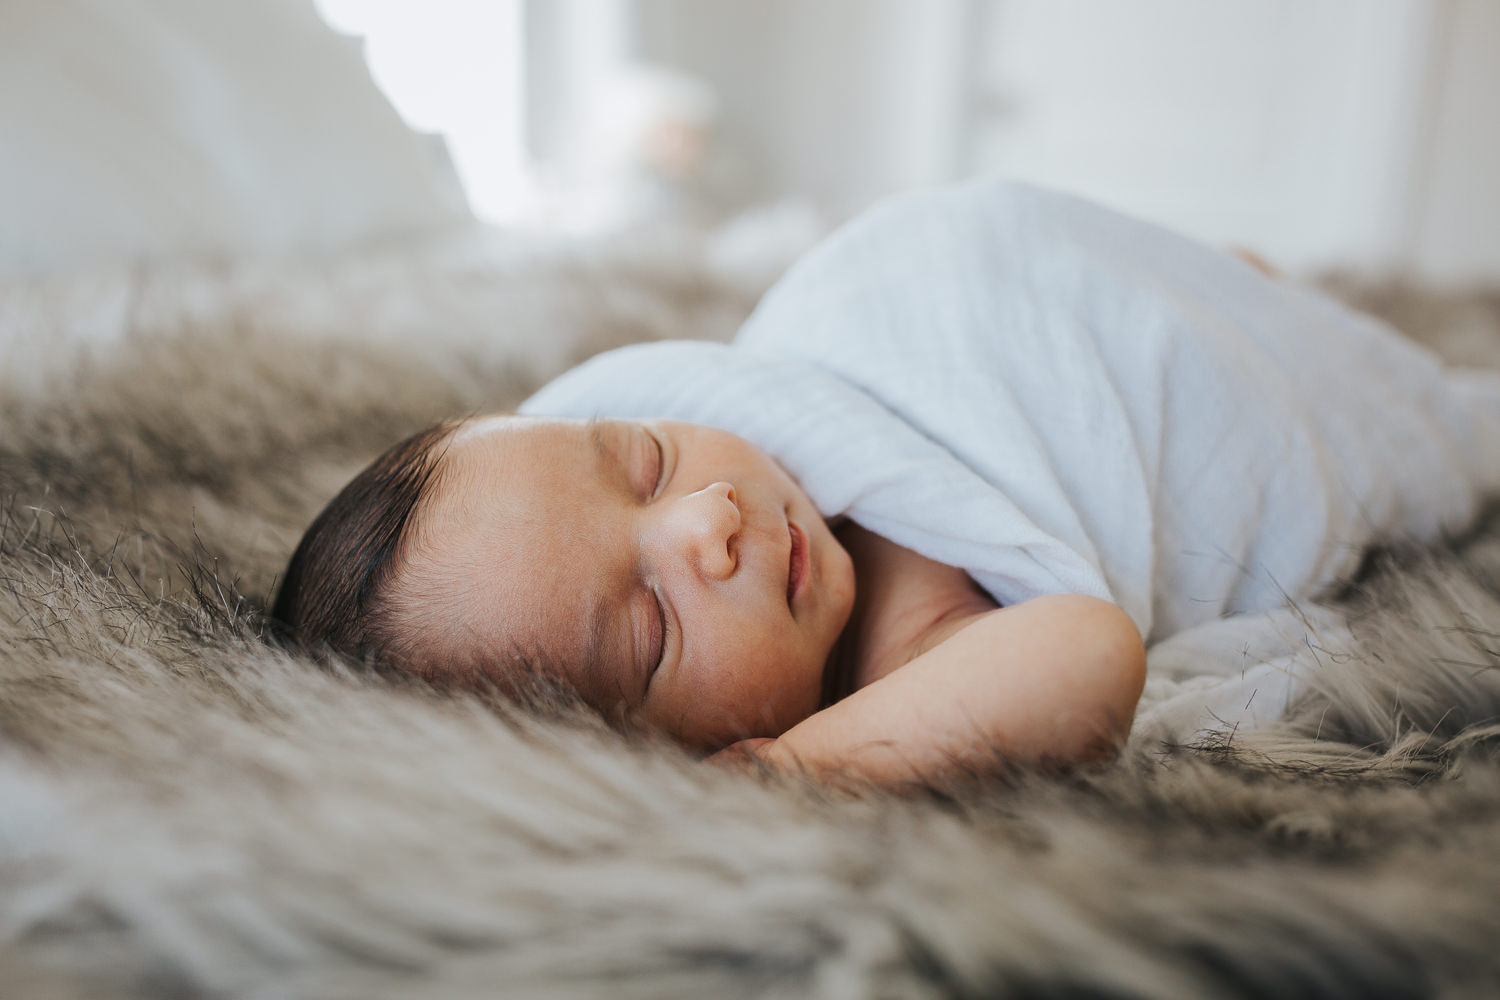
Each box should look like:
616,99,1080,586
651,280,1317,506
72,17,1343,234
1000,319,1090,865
638,680,726,750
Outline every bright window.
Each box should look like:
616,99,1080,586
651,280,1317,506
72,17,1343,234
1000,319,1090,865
313,0,531,224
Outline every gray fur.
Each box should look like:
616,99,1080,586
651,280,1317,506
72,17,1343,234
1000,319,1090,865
3,246,1500,998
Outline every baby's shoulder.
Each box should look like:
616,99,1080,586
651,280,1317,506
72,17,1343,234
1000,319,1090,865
837,522,997,690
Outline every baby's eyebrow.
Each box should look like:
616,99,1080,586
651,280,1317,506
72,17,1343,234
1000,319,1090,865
586,418,616,472
576,419,634,705
579,578,633,708
587,418,641,493
577,592,609,704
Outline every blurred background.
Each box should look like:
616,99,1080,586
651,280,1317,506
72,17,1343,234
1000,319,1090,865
3,0,1497,286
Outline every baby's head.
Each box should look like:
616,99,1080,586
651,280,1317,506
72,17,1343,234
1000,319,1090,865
273,415,856,749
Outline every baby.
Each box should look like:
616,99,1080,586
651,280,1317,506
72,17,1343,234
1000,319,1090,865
274,411,1144,784
273,180,1500,787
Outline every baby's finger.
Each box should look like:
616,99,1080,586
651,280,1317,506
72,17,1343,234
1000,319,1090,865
704,738,776,772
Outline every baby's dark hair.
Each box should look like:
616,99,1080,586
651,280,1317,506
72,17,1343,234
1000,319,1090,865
270,420,461,670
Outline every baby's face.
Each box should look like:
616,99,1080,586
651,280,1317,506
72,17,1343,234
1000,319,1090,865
402,415,856,750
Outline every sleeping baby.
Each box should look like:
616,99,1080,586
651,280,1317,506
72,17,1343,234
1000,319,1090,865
272,181,1500,787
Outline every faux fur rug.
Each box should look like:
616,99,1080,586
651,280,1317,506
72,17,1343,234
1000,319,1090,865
4,236,1500,999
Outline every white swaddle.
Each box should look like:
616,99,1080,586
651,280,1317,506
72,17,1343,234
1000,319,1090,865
523,181,1500,741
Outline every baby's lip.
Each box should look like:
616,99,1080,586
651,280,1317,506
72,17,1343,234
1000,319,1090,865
786,519,808,606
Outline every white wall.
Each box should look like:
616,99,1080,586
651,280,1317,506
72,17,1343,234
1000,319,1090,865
1409,0,1500,285
968,0,1438,276
636,0,970,215
634,0,1500,286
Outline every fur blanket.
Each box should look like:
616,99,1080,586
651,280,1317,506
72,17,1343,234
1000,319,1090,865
4,235,1500,998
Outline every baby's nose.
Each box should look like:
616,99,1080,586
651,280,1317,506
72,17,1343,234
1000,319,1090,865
674,481,740,580
703,481,737,511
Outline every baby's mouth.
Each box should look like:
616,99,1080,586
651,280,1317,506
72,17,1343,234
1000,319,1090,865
787,520,808,605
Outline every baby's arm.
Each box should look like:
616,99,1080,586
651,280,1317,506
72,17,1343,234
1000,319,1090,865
720,594,1146,787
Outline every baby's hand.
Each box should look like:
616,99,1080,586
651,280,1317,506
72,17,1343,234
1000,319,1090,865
704,737,776,774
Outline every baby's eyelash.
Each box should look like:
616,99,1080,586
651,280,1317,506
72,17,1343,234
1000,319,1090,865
651,587,672,681
647,430,666,498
